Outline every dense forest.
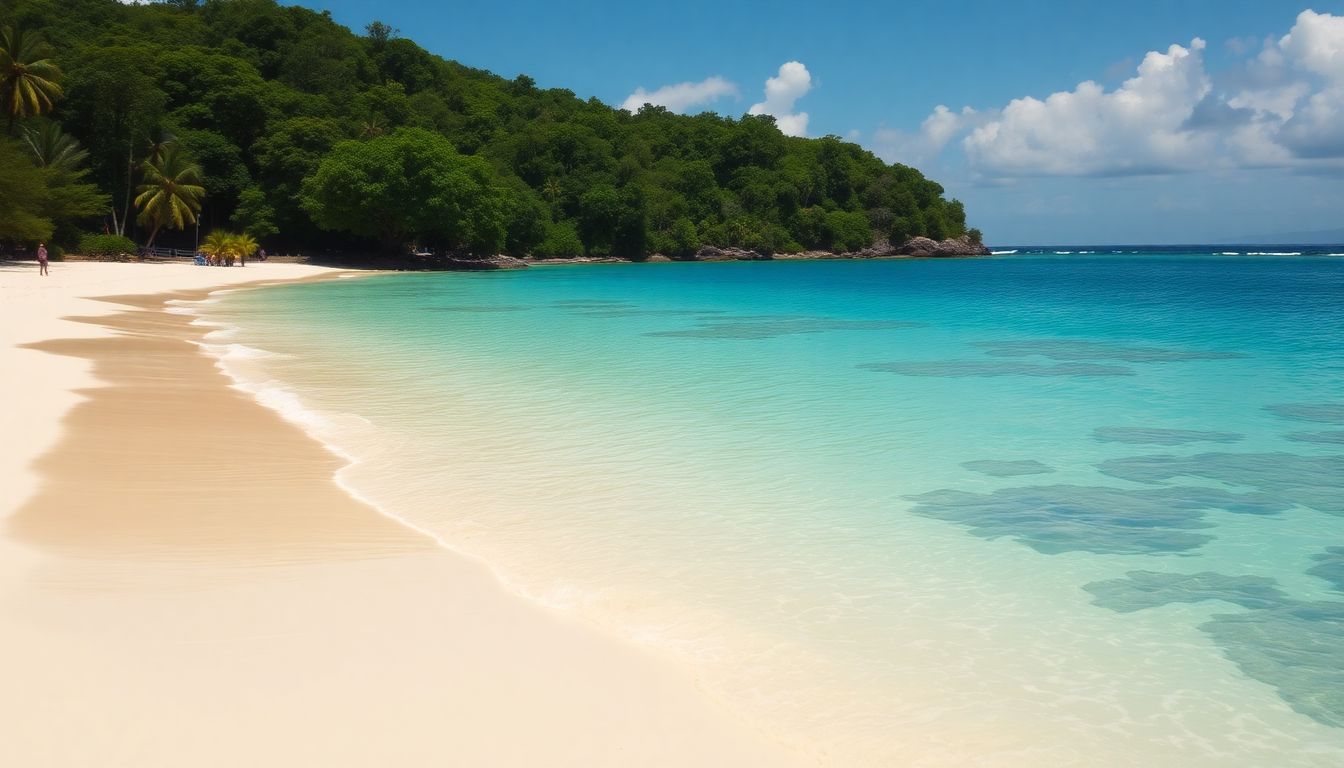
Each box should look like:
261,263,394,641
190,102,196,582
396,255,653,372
0,0,977,259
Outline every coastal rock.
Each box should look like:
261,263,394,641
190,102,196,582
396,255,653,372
893,235,990,257
688,245,773,261
935,235,992,257
526,255,626,265
894,236,941,256
774,241,899,260
436,253,529,270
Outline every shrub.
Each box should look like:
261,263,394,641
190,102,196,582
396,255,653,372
967,228,983,244
79,234,138,261
824,210,873,252
534,220,584,258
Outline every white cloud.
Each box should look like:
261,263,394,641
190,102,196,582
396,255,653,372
879,9,1344,179
871,105,984,166
749,61,812,137
620,76,738,114
1278,9,1344,81
963,39,1214,177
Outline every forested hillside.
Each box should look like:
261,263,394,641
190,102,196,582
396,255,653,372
1,0,976,258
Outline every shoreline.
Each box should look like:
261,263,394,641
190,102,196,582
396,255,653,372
0,260,809,767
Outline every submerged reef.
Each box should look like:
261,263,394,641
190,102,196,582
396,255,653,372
1085,567,1344,729
904,484,1288,555
1092,427,1243,445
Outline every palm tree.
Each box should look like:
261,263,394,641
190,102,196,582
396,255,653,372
143,127,176,164
0,26,63,134
227,232,258,267
542,177,562,215
22,122,88,172
359,117,386,139
134,146,205,248
200,230,232,266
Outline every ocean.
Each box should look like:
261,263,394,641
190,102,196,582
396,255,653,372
196,249,1344,765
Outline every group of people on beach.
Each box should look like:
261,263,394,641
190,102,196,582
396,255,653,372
193,248,267,267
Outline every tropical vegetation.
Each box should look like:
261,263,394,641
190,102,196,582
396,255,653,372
134,144,205,247
0,0,975,260
77,232,136,260
200,229,258,266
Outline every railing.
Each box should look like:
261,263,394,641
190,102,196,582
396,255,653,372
140,246,200,259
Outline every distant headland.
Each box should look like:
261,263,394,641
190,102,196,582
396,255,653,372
1,0,981,266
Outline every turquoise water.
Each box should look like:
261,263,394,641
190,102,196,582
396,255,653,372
202,253,1344,765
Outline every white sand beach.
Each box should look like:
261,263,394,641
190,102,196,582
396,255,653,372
0,260,810,767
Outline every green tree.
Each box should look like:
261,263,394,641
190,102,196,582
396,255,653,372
0,26,62,133
200,229,231,264
300,127,506,254
664,216,699,256
232,186,278,240
576,184,620,254
134,146,205,247
501,179,547,256
228,231,258,265
61,45,166,236
534,220,583,258
824,209,872,252
18,123,106,247
23,122,88,171
0,136,52,241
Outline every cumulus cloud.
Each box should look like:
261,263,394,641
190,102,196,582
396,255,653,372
871,105,984,166
963,39,1215,177
1278,9,1344,81
620,76,738,114
749,61,812,137
881,9,1344,178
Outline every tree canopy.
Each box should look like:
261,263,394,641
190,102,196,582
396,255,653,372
0,0,975,257
301,127,506,253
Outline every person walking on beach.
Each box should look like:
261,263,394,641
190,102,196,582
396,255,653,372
37,243,48,276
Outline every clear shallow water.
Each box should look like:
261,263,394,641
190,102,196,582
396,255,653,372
201,253,1344,765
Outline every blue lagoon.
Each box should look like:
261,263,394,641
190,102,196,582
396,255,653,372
201,251,1344,765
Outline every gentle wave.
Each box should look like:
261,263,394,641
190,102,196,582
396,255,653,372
990,249,1018,255
1248,251,1303,256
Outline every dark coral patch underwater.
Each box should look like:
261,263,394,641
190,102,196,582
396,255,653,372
974,339,1245,363
1092,427,1243,445
1309,547,1344,593
862,361,1134,377
904,484,1288,555
1098,452,1344,514
1265,403,1344,425
1287,431,1344,445
1084,568,1344,729
650,317,922,340
961,460,1055,477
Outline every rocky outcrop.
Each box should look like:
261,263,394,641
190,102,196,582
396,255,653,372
893,235,990,257
685,245,774,261
518,235,988,267
434,253,530,270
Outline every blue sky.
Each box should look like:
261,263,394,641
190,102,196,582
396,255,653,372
299,0,1344,244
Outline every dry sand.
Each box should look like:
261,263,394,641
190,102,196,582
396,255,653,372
0,260,811,767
